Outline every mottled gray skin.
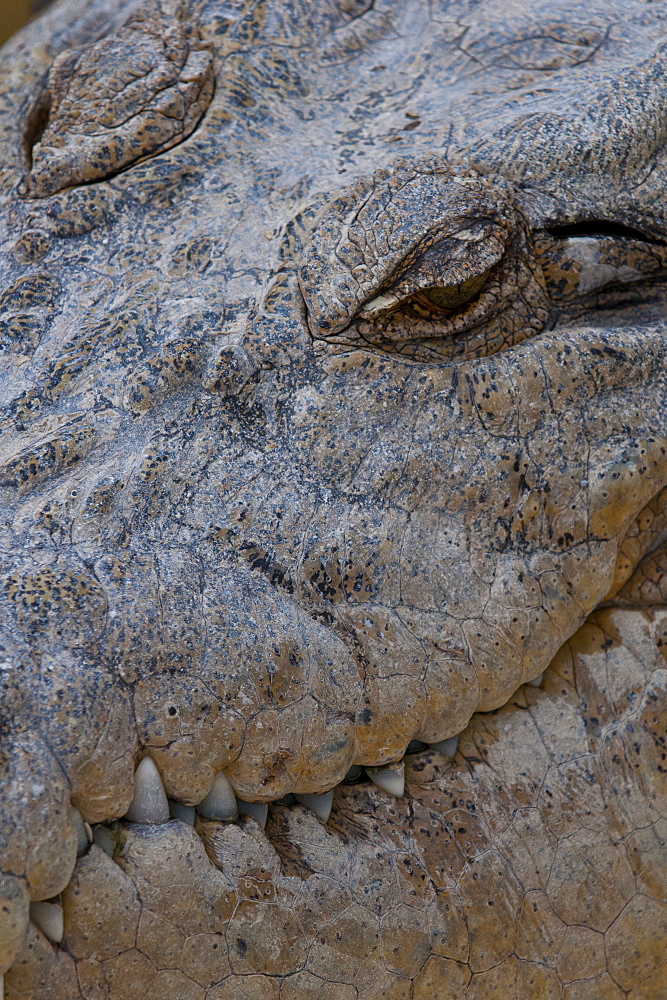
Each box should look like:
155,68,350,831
0,1,666,997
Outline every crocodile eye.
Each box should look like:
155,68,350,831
414,269,491,313
299,164,552,362
358,244,501,324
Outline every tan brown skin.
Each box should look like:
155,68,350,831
0,0,666,996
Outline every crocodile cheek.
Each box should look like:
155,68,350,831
280,324,667,742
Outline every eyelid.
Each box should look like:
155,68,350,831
358,228,506,320
299,163,516,340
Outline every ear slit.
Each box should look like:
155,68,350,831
546,220,666,246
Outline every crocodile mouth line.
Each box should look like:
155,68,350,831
6,584,667,996
7,666,543,954
3,436,667,985
5,469,667,991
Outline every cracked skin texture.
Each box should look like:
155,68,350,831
0,0,667,995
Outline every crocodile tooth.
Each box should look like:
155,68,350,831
295,790,334,822
237,799,269,829
71,807,92,855
93,826,116,857
124,758,170,824
196,772,238,821
527,672,544,688
30,901,64,944
430,735,459,758
169,800,196,825
365,760,404,797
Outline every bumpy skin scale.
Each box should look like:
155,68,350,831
0,0,666,996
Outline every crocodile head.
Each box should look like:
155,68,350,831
1,0,666,996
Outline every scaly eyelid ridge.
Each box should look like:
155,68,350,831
358,227,506,321
298,161,516,339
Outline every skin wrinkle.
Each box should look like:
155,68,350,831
1,0,667,996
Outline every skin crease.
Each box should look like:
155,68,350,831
0,0,666,996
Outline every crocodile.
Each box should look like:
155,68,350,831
0,0,666,996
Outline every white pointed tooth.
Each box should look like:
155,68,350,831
169,800,196,825
93,826,116,857
430,735,459,758
527,672,544,688
196,772,238,821
237,799,268,829
365,760,404,797
124,758,170,824
30,901,64,944
295,790,334,822
71,807,92,855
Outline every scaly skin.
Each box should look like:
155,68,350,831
0,0,666,996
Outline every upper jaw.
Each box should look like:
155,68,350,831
3,314,666,824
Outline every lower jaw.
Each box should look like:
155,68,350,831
5,601,666,1000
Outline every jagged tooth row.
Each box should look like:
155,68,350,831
0,730,474,982
0,729,482,993
4,670,544,985
6,738,463,931
120,733,467,838
5,683,528,960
